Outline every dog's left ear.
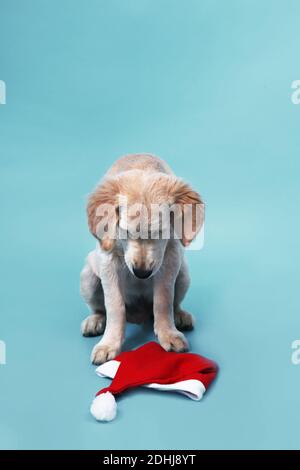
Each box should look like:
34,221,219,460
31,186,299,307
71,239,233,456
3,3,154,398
169,178,205,247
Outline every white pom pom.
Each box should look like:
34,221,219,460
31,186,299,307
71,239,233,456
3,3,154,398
90,392,117,422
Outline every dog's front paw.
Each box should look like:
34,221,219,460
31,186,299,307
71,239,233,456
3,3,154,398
81,313,106,337
91,342,121,365
175,310,195,331
158,330,189,353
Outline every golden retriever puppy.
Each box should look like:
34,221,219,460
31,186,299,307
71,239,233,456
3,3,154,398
80,154,204,364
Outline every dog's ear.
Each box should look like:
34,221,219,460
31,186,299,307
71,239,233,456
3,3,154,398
87,178,120,251
168,178,204,247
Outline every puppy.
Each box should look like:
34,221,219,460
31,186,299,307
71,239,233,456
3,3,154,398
80,154,204,364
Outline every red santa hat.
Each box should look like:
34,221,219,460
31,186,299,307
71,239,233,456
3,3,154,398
90,341,218,422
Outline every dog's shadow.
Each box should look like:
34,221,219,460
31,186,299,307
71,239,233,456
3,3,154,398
122,320,155,351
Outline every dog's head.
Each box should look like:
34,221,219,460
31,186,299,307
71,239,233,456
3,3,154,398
87,170,204,279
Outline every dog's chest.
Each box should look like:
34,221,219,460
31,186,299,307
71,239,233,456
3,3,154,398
122,271,154,304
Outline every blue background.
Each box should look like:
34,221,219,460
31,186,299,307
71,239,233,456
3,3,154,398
1,0,300,450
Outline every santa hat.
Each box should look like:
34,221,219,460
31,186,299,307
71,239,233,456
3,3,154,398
90,341,218,422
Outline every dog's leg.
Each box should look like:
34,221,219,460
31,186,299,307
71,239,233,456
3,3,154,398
153,243,189,352
80,262,106,336
90,255,126,365
174,260,195,331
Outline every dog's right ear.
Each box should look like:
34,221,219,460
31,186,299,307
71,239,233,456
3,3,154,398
167,177,204,247
87,178,120,252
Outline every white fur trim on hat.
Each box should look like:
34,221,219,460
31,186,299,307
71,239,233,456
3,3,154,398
96,360,121,379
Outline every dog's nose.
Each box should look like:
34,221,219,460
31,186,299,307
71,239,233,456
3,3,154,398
132,268,153,279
